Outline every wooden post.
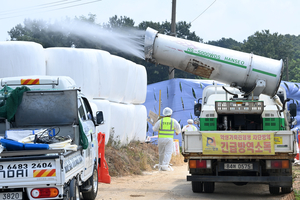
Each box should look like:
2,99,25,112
158,90,162,137
159,90,162,117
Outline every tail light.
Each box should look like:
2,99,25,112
266,160,289,169
189,160,211,169
31,188,59,198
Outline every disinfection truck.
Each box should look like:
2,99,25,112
144,27,297,194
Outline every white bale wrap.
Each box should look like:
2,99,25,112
45,48,100,98
145,27,283,97
108,103,147,145
123,61,137,103
90,99,111,145
124,104,136,142
134,105,147,141
132,64,147,104
0,41,46,77
110,102,128,144
109,55,129,103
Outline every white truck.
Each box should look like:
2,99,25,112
144,27,298,194
0,76,105,200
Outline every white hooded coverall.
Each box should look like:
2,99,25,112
153,116,181,171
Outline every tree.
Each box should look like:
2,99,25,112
241,30,293,81
207,38,242,50
241,30,292,60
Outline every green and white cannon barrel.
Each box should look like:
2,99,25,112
144,27,283,97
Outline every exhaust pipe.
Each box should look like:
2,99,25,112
144,27,283,97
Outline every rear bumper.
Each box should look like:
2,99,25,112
187,175,292,187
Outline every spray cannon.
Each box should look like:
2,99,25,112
144,27,284,98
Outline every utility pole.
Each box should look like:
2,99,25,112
169,0,176,79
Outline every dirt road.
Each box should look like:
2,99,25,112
96,163,288,200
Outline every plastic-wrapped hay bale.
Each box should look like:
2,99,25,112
109,55,129,103
124,104,136,143
90,99,111,145
134,105,147,141
45,48,113,99
122,61,137,103
132,64,147,104
95,50,113,99
110,102,129,145
0,41,46,78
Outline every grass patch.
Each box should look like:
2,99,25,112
295,190,300,200
105,132,184,177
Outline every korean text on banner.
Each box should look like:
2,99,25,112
202,132,275,155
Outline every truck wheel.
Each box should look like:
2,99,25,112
269,186,280,195
82,166,98,200
203,182,215,193
191,181,203,193
282,187,292,194
70,178,80,200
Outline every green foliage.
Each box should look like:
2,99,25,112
241,30,292,60
207,37,242,50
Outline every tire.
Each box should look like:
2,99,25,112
70,178,80,200
191,181,203,193
282,187,292,194
203,182,215,193
269,186,280,195
82,166,99,200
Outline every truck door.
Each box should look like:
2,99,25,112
78,97,96,178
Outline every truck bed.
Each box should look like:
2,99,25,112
0,148,83,188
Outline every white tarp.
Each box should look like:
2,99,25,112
45,48,100,99
132,64,147,104
45,48,147,104
134,105,147,141
0,41,46,78
90,99,111,144
109,55,129,103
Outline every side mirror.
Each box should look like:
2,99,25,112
194,103,202,117
289,103,297,117
96,111,104,125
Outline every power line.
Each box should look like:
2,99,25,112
0,0,68,14
0,0,81,16
0,0,102,20
190,0,217,23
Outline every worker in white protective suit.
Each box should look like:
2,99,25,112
152,107,181,171
182,119,198,132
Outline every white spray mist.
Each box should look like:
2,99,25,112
48,20,145,59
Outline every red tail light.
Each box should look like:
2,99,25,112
31,188,58,198
197,160,207,168
266,160,289,169
271,160,281,168
189,160,211,169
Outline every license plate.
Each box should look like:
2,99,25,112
0,192,22,200
224,163,253,170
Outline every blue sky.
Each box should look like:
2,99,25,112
0,0,299,42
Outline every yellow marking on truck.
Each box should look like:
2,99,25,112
202,132,275,155
33,169,56,177
21,79,40,85
274,137,283,144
